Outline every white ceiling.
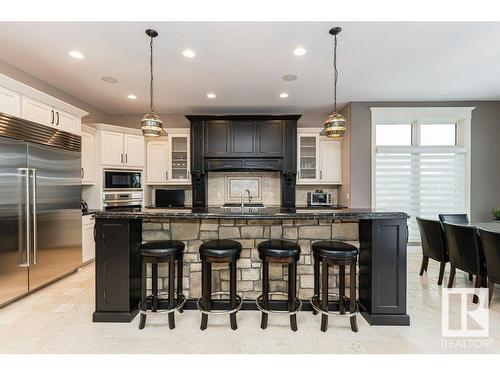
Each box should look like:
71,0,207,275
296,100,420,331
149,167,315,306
0,22,500,115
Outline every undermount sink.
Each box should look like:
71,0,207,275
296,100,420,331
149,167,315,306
222,203,265,208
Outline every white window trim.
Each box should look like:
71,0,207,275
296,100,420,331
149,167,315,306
370,107,474,222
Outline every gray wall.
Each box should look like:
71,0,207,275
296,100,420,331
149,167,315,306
0,59,109,124
344,101,500,222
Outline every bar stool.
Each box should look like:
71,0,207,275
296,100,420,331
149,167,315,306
138,240,186,330
198,239,243,330
256,240,302,331
311,240,359,332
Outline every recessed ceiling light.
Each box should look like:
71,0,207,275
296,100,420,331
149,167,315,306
182,49,196,58
127,94,137,100
102,76,119,84
279,93,289,98
282,74,298,81
293,47,306,56
69,50,84,59
206,93,216,99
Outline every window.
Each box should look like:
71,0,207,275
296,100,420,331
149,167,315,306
420,123,456,146
371,108,473,243
376,124,412,146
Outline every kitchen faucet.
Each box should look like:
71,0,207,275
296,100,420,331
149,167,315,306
241,189,252,208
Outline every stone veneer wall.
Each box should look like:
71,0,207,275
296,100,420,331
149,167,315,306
142,219,359,300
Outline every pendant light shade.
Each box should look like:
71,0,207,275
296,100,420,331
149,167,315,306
321,27,347,138
141,29,164,137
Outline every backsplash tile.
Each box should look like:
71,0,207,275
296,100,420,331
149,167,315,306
208,172,281,206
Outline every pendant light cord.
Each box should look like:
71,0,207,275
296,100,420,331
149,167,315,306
333,34,338,113
150,36,154,114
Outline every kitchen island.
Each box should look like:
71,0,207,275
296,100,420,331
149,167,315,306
92,207,410,326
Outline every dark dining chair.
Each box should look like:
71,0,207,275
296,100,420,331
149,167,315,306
438,214,474,281
478,228,500,306
416,217,449,285
438,214,469,225
443,222,487,303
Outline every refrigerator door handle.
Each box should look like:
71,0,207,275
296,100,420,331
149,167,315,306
18,168,30,267
31,169,37,265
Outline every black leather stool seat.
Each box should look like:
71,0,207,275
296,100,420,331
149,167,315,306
200,239,242,258
312,240,358,259
139,240,185,257
257,240,301,260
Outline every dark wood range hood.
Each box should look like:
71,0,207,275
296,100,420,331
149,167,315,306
186,114,300,207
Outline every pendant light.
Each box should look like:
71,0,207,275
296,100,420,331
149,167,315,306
141,29,164,137
320,27,347,138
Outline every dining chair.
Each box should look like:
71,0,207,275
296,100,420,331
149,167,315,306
416,217,449,285
442,222,487,303
478,228,500,306
438,214,474,281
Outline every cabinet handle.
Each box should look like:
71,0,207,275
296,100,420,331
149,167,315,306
320,170,323,180
121,154,123,163
81,168,84,179
165,171,168,180
125,154,128,163
51,110,54,124
56,111,60,125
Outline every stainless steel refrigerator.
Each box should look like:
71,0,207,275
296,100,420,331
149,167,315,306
0,113,82,307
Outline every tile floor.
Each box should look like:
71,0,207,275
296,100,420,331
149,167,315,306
1,247,499,354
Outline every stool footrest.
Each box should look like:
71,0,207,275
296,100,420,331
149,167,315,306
196,292,243,315
256,292,302,316
310,294,359,317
139,293,187,315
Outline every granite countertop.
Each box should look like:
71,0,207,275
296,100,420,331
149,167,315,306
94,206,409,220
82,209,101,216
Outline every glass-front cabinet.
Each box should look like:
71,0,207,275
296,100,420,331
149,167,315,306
146,129,190,185
169,134,190,182
297,129,342,185
298,134,319,182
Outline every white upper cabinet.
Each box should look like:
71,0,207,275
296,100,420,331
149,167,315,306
56,110,80,134
0,74,86,135
297,133,319,183
123,134,145,167
0,85,21,117
100,130,144,168
319,139,342,184
146,139,169,183
145,130,190,185
81,131,96,184
100,130,125,166
297,128,342,185
168,134,190,183
21,96,53,126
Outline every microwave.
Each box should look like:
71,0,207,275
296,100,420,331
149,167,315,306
307,191,333,206
104,170,142,190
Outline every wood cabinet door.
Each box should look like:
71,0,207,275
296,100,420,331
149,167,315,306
319,139,342,183
56,109,80,135
95,220,129,312
21,96,53,127
0,85,21,117
257,120,284,156
231,121,256,156
204,120,230,156
100,131,124,166
146,140,169,183
81,132,95,184
82,222,95,263
123,134,145,167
